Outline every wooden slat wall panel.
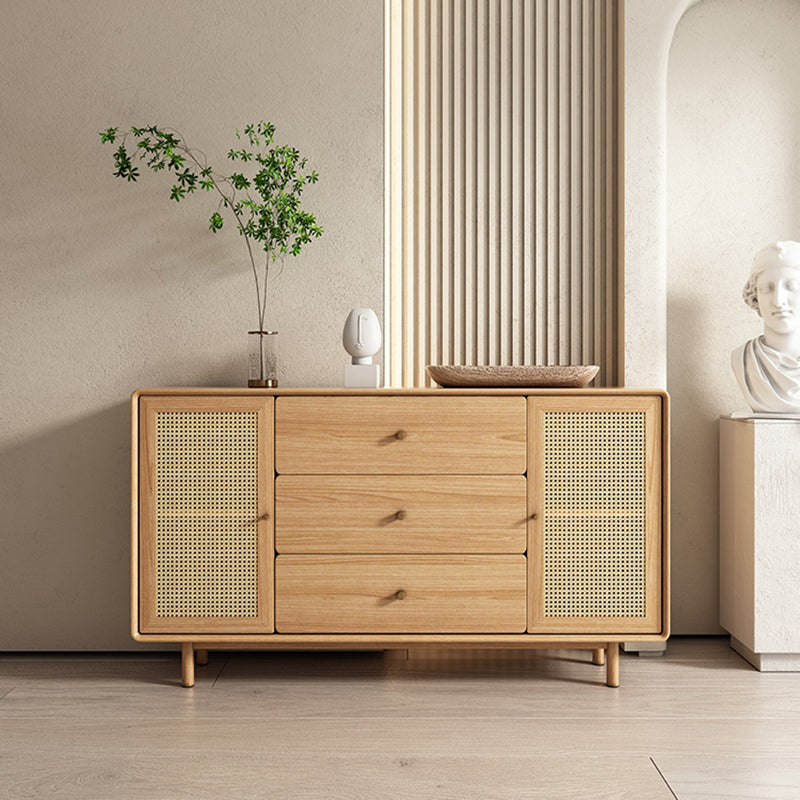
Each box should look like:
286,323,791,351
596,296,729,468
387,0,623,387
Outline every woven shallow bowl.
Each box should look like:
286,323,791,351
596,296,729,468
426,364,599,388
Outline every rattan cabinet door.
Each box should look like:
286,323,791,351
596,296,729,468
527,396,663,634
137,396,274,634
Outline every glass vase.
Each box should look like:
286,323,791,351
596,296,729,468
248,330,278,387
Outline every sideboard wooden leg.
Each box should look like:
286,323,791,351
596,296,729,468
195,648,209,666
181,643,195,688
592,648,605,666
606,642,619,688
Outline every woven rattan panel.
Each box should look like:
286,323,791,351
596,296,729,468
542,410,646,618
155,411,259,618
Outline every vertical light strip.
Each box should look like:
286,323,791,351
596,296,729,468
452,0,464,367
413,0,427,386
387,0,623,387
581,0,593,372
465,0,477,366
401,0,415,388
534,0,547,369
511,0,524,366
386,0,400,382
546,0,558,368
522,0,534,366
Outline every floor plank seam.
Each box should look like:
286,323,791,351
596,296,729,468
210,660,228,688
650,757,679,799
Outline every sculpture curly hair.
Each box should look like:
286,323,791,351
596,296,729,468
743,241,800,313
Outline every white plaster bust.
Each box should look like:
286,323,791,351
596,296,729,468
732,241,800,412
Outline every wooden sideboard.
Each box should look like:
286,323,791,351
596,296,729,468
132,388,670,687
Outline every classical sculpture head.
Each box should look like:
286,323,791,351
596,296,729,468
732,241,800,413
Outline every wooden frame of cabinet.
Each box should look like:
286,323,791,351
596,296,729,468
131,387,670,689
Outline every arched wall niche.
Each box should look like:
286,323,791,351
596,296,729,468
629,0,800,632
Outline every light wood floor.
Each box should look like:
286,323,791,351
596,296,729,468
1,637,798,799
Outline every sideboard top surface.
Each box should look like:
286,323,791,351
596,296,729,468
133,387,669,399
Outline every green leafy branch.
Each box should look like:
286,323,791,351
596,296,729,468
99,122,323,333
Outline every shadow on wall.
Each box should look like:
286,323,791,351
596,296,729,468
0,403,135,650
666,293,724,634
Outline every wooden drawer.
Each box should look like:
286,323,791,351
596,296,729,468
275,555,527,633
275,475,527,554
275,396,526,475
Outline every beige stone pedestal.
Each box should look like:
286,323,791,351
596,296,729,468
720,416,800,671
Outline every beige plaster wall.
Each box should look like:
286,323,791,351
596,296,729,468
667,0,800,632
0,0,383,649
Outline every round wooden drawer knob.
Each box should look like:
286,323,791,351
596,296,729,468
395,510,407,520
395,430,407,440
395,590,407,601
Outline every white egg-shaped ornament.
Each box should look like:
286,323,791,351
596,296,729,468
343,308,382,387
